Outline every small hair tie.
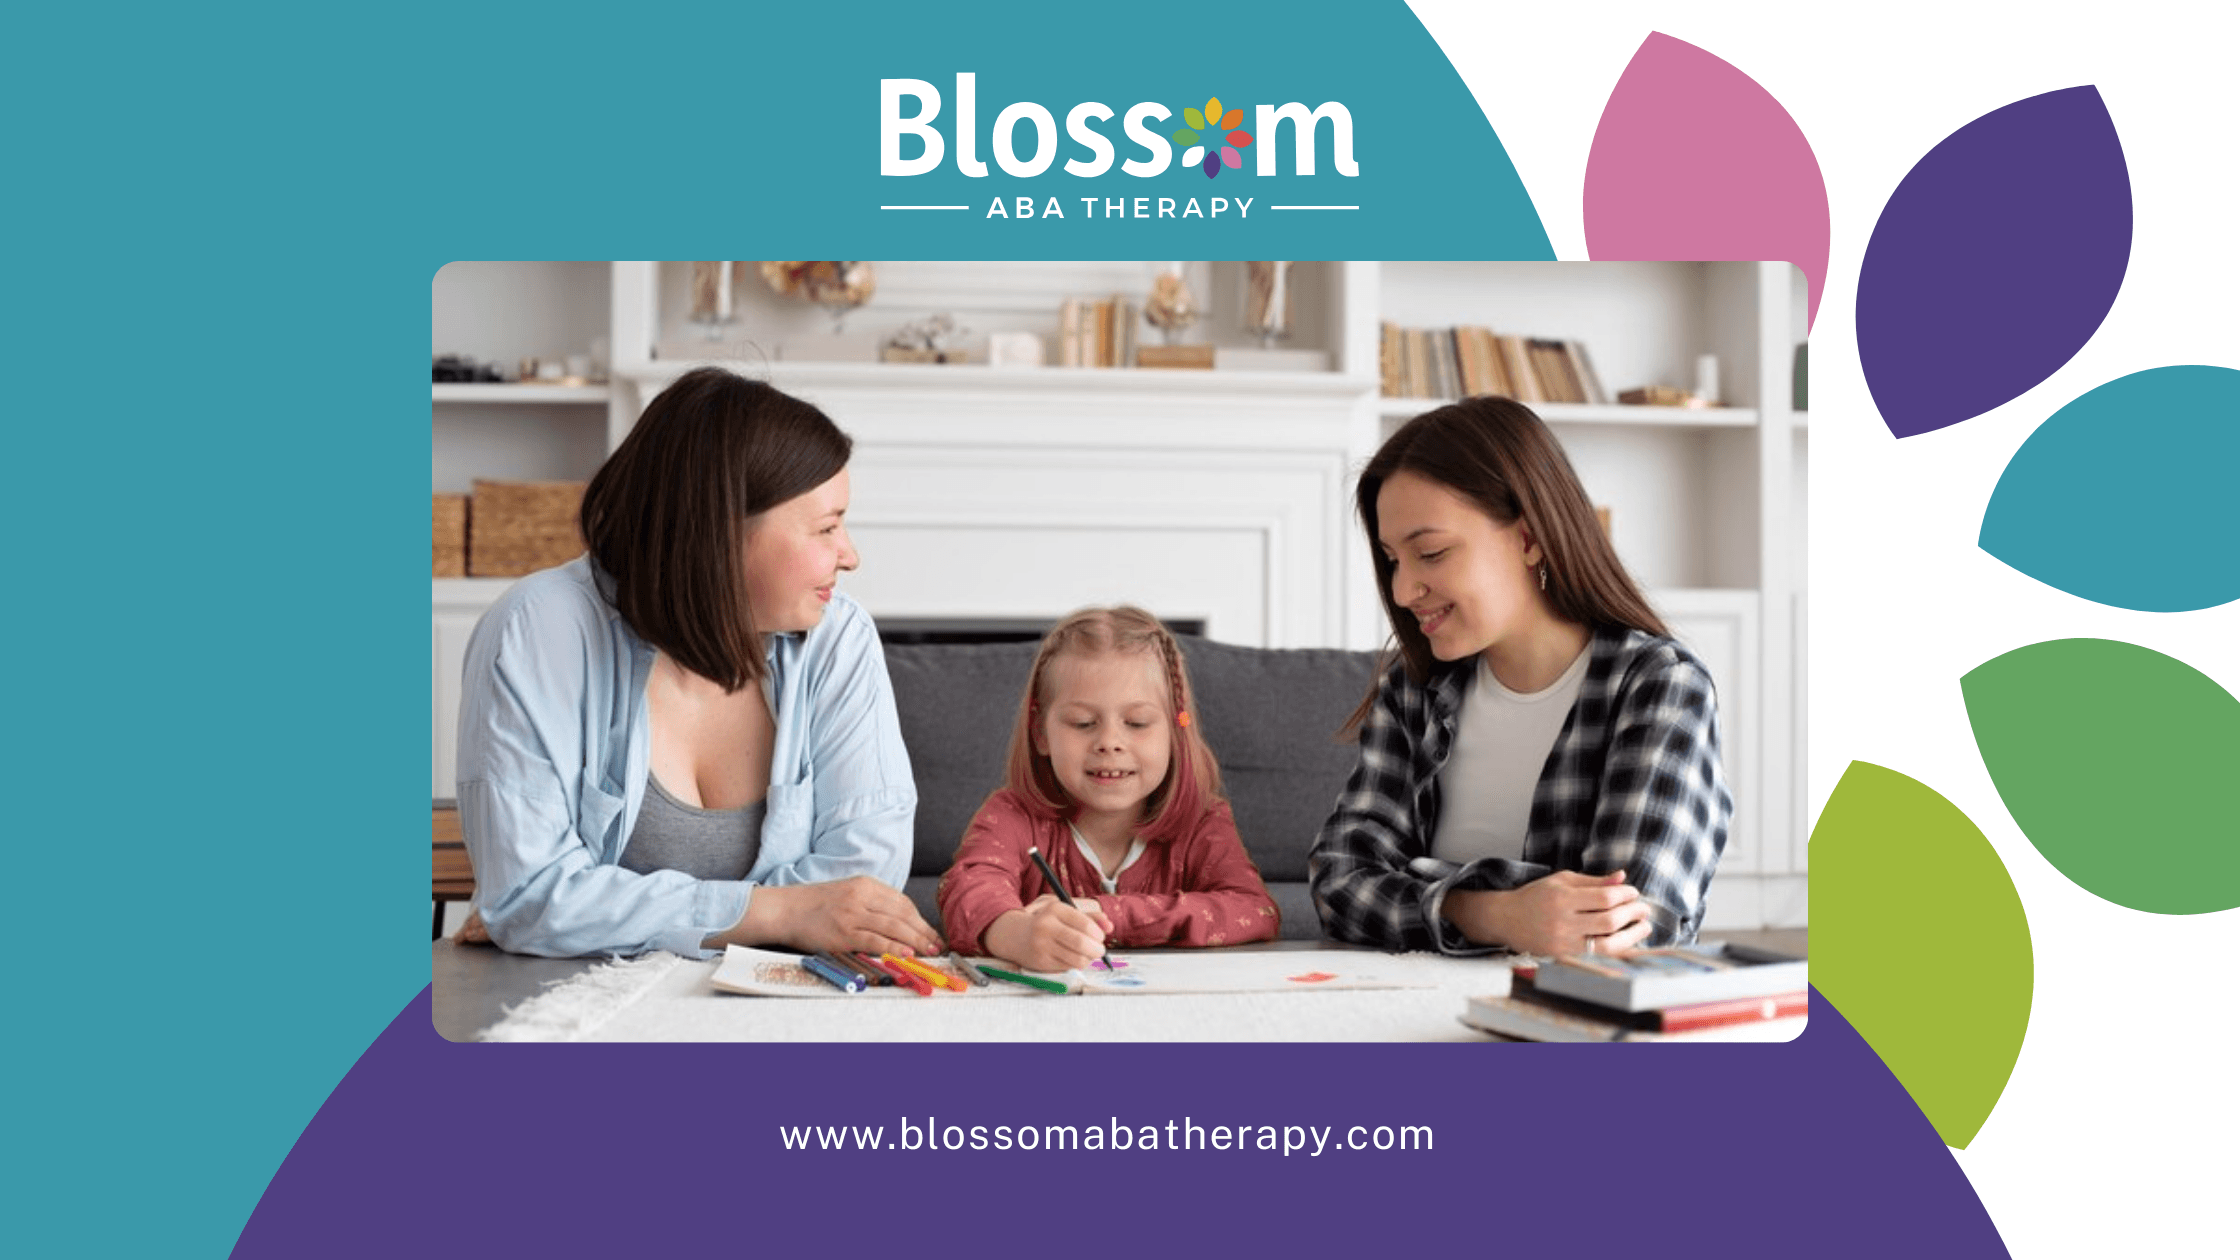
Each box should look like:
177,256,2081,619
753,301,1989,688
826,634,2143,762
1176,712,1192,728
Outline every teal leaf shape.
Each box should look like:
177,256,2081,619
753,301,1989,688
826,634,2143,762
1964,638,2240,912
1814,761,2032,1148
1980,365,2240,611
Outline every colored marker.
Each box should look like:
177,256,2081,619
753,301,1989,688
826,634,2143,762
799,954,865,993
816,951,874,986
893,954,967,993
948,951,991,987
877,953,935,996
862,954,917,990
851,952,896,985
1028,846,1115,975
977,964,1071,995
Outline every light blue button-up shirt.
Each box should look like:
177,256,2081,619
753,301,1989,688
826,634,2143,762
455,557,916,958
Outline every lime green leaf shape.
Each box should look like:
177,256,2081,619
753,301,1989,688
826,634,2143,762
1814,760,2032,1149
1964,637,2240,913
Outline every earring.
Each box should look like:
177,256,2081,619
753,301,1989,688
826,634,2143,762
1539,564,1548,592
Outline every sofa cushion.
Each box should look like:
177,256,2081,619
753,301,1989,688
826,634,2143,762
883,640,1040,878
1175,637,1380,883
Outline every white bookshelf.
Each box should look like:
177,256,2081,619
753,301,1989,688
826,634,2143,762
430,260,1810,929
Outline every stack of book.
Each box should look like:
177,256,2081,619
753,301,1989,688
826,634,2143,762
1058,296,1140,368
1378,322,1608,405
1462,943,1807,1043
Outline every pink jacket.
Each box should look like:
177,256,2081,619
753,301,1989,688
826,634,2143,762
937,789,1280,954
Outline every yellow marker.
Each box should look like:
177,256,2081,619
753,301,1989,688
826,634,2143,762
891,953,966,993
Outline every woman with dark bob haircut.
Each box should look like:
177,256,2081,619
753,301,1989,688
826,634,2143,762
1309,397,1731,956
454,367,941,959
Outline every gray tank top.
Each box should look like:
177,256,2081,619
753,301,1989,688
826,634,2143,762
618,773,766,881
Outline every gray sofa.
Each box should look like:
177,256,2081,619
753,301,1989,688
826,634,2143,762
883,636,1380,943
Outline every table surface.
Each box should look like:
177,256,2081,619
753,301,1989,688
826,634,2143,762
432,930,1807,1043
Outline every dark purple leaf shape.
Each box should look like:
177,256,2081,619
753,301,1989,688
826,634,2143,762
1858,86,2131,439
1203,151,1221,178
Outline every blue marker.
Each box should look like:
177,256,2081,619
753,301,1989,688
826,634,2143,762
801,954,866,993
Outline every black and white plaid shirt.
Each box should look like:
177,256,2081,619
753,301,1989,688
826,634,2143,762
1309,623,1731,953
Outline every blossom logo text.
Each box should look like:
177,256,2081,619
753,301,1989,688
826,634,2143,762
879,73,1358,180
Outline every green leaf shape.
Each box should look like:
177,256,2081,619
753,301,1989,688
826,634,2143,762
1185,107,1206,130
1813,761,2032,1149
1964,637,2240,913
1172,127,1201,147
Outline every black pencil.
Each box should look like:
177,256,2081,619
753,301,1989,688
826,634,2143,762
1026,846,1114,974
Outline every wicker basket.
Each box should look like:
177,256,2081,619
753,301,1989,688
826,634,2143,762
433,494,468,577
468,479,586,577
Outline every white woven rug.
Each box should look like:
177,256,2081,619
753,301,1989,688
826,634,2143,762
477,949,1517,1042
479,952,689,1042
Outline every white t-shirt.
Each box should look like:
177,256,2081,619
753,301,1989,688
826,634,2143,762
1430,646,1591,865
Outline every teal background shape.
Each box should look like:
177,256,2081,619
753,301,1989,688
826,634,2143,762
7,2,1547,1254
1980,365,2240,612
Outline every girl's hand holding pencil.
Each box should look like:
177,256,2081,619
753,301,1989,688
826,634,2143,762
983,894,1114,973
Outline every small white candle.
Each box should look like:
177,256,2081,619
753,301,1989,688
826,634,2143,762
1694,353,1720,405
714,262,732,321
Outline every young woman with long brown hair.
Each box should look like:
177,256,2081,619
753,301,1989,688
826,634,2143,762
1309,397,1731,956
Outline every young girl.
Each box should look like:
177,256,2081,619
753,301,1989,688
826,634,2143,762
1310,397,1732,958
938,606,1280,971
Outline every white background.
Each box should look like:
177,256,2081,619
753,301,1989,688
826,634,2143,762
1408,1,2236,1253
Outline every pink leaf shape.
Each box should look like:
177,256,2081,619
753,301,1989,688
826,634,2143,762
1585,32,1829,329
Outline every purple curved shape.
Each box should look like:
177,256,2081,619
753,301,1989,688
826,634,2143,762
1858,87,2130,439
1585,32,1830,329
234,987,2010,1256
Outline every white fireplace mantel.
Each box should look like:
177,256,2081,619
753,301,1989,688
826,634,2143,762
610,360,1389,652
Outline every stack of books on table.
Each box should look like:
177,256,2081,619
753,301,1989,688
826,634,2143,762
1462,943,1808,1043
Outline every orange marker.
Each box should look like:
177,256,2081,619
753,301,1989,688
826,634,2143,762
876,953,934,996
891,953,966,993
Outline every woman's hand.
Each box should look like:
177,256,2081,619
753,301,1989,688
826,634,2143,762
1444,871,1653,956
982,895,1113,972
718,875,945,958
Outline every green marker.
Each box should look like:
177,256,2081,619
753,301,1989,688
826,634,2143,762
978,964,1070,994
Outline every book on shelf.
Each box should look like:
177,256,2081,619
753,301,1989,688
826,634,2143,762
1457,325,1510,398
1377,321,1604,408
1462,974,1808,1043
1057,295,1138,368
1497,335,1543,402
1567,339,1608,404
1528,339,1575,403
1532,942,1808,1013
